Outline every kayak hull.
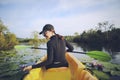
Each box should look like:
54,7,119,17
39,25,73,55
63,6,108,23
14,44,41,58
23,53,98,80
24,67,71,80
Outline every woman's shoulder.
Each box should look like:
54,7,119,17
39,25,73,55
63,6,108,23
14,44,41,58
47,39,55,46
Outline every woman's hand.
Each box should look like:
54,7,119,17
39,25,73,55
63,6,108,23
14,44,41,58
23,66,32,71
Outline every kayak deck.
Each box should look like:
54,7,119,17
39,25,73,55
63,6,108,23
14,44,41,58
23,53,98,80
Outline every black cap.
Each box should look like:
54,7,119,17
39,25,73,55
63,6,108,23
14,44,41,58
39,24,54,34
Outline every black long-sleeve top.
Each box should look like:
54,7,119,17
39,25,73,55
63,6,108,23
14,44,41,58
32,34,74,69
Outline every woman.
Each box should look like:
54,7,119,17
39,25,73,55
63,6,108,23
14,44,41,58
23,24,74,71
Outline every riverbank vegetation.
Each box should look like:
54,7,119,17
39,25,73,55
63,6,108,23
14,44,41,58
73,21,120,52
0,20,19,50
17,32,47,47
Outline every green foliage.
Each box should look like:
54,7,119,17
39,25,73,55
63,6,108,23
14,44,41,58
98,62,120,77
111,71,120,76
64,32,80,42
64,35,74,42
0,20,8,33
14,45,31,49
73,21,120,52
100,62,120,71
93,70,110,80
0,20,19,50
29,31,40,47
0,34,6,48
17,38,31,43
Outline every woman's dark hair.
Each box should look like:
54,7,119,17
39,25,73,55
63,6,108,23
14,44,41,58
56,34,64,40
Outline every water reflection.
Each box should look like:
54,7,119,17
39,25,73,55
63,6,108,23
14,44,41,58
76,42,120,52
74,43,120,64
110,52,120,64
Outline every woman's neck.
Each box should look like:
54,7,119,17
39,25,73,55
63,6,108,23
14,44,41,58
50,33,55,38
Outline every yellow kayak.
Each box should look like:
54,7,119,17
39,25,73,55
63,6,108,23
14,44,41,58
23,52,98,80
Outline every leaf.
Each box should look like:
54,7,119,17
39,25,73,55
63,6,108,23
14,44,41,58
93,70,110,80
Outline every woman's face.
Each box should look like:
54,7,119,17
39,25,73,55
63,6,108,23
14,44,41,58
43,30,53,39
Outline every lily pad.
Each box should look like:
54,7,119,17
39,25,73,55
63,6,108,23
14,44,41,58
93,70,110,80
111,71,120,76
14,45,31,49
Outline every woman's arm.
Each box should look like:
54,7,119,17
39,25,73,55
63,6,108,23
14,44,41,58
65,40,74,52
36,55,47,64
32,42,54,69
